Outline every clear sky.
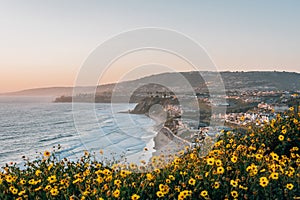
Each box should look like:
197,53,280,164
0,0,299,93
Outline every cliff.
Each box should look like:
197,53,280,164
130,96,179,114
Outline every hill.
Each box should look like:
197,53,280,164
2,71,299,97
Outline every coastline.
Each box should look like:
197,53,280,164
144,112,192,161
126,96,194,163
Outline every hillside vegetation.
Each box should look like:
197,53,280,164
0,107,299,199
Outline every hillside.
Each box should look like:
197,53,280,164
1,87,74,97
2,71,299,97
129,71,300,92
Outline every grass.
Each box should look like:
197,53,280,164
0,107,299,200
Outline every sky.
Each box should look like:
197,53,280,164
0,0,299,93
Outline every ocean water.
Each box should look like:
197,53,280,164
0,96,156,166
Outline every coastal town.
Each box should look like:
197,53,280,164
131,88,300,144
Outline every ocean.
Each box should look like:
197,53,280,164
0,96,156,166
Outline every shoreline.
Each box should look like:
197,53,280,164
143,112,192,160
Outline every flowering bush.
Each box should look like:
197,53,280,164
0,108,299,199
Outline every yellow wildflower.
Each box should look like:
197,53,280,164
286,183,294,190
113,189,120,198
259,177,269,187
131,194,140,200
188,178,196,186
200,190,208,197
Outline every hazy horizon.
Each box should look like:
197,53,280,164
1,70,299,94
1,0,300,93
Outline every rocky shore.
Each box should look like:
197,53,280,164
129,96,193,158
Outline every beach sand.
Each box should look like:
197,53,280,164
148,113,192,165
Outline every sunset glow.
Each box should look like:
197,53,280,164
0,0,299,93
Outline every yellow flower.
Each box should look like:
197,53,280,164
102,169,111,176
82,190,90,196
114,179,122,187
35,170,42,176
160,184,170,195
83,169,90,177
259,177,269,187
95,163,102,169
34,186,42,192
231,156,238,163
270,152,279,161
159,184,165,191
291,146,299,151
240,116,245,121
231,190,238,198
168,175,175,181
146,173,154,181
5,175,14,183
9,186,18,195
44,185,51,191
195,174,203,180
44,151,50,157
200,190,208,197
281,129,287,134
213,182,220,189
289,107,294,111
190,153,197,159
113,189,120,198
216,166,225,174
73,178,81,184
230,180,238,187
206,157,214,165
174,158,181,165
179,190,192,199
28,179,36,185
18,190,26,196
269,172,279,180
255,154,263,160
105,175,112,182
47,175,57,184
188,178,196,186
131,194,140,200
156,191,164,198
48,163,54,171
19,179,26,185
50,188,59,196
286,183,294,190
205,172,209,177
278,135,284,141
215,159,222,166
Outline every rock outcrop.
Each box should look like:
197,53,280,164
130,96,179,114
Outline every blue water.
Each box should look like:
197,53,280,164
0,96,156,166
